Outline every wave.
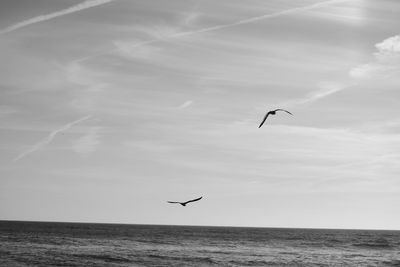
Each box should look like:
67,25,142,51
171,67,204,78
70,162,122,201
136,238,176,245
352,239,392,249
147,254,216,264
229,259,295,266
197,249,232,255
73,253,132,263
382,259,400,266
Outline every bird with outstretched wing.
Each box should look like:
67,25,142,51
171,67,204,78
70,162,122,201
259,109,293,128
168,197,202,206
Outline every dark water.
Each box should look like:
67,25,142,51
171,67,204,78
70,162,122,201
1,221,399,266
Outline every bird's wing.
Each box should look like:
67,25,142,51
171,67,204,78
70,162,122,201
258,112,271,128
184,197,202,204
167,201,181,204
275,109,293,115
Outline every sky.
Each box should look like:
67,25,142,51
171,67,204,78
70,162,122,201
1,0,400,230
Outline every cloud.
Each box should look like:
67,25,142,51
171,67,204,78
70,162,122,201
79,0,345,62
134,25,183,39
71,126,101,155
349,64,372,79
0,0,114,35
14,115,92,161
180,11,201,27
175,0,344,36
0,105,18,116
279,81,349,108
113,40,163,60
349,34,400,79
375,35,400,53
301,82,347,104
65,62,107,112
178,100,193,109
307,4,366,27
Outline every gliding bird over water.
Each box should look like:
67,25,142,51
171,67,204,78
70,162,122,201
258,109,293,128
168,197,202,206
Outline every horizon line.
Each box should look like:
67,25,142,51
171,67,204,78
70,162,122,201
1,219,398,232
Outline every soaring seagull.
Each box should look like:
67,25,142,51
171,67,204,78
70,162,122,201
258,109,293,128
168,197,202,206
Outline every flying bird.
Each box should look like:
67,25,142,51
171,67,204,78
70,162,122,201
258,109,293,128
167,197,202,206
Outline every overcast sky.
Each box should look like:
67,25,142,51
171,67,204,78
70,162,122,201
1,0,400,230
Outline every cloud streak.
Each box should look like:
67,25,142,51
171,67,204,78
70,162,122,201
71,126,101,156
278,81,350,108
287,35,400,109
14,115,92,161
0,0,114,35
168,0,345,38
177,100,193,109
77,0,345,62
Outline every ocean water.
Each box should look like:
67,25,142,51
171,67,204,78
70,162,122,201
0,221,399,266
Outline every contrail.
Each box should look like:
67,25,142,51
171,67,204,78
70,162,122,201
278,82,354,109
14,115,92,161
75,0,344,63
0,0,114,35
168,0,345,37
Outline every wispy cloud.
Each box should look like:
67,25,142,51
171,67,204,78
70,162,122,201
113,40,163,60
14,115,92,161
286,34,400,109
279,81,349,108
349,34,400,79
307,4,366,26
0,105,18,116
65,62,108,113
279,35,400,111
78,0,344,62
308,82,347,101
168,0,345,38
178,100,193,109
71,126,101,156
0,0,114,35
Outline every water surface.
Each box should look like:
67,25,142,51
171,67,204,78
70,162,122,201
1,221,399,266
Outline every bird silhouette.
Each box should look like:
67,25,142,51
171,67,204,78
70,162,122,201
258,109,293,128
168,197,202,206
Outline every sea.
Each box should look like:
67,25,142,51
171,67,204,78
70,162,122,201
0,221,399,266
